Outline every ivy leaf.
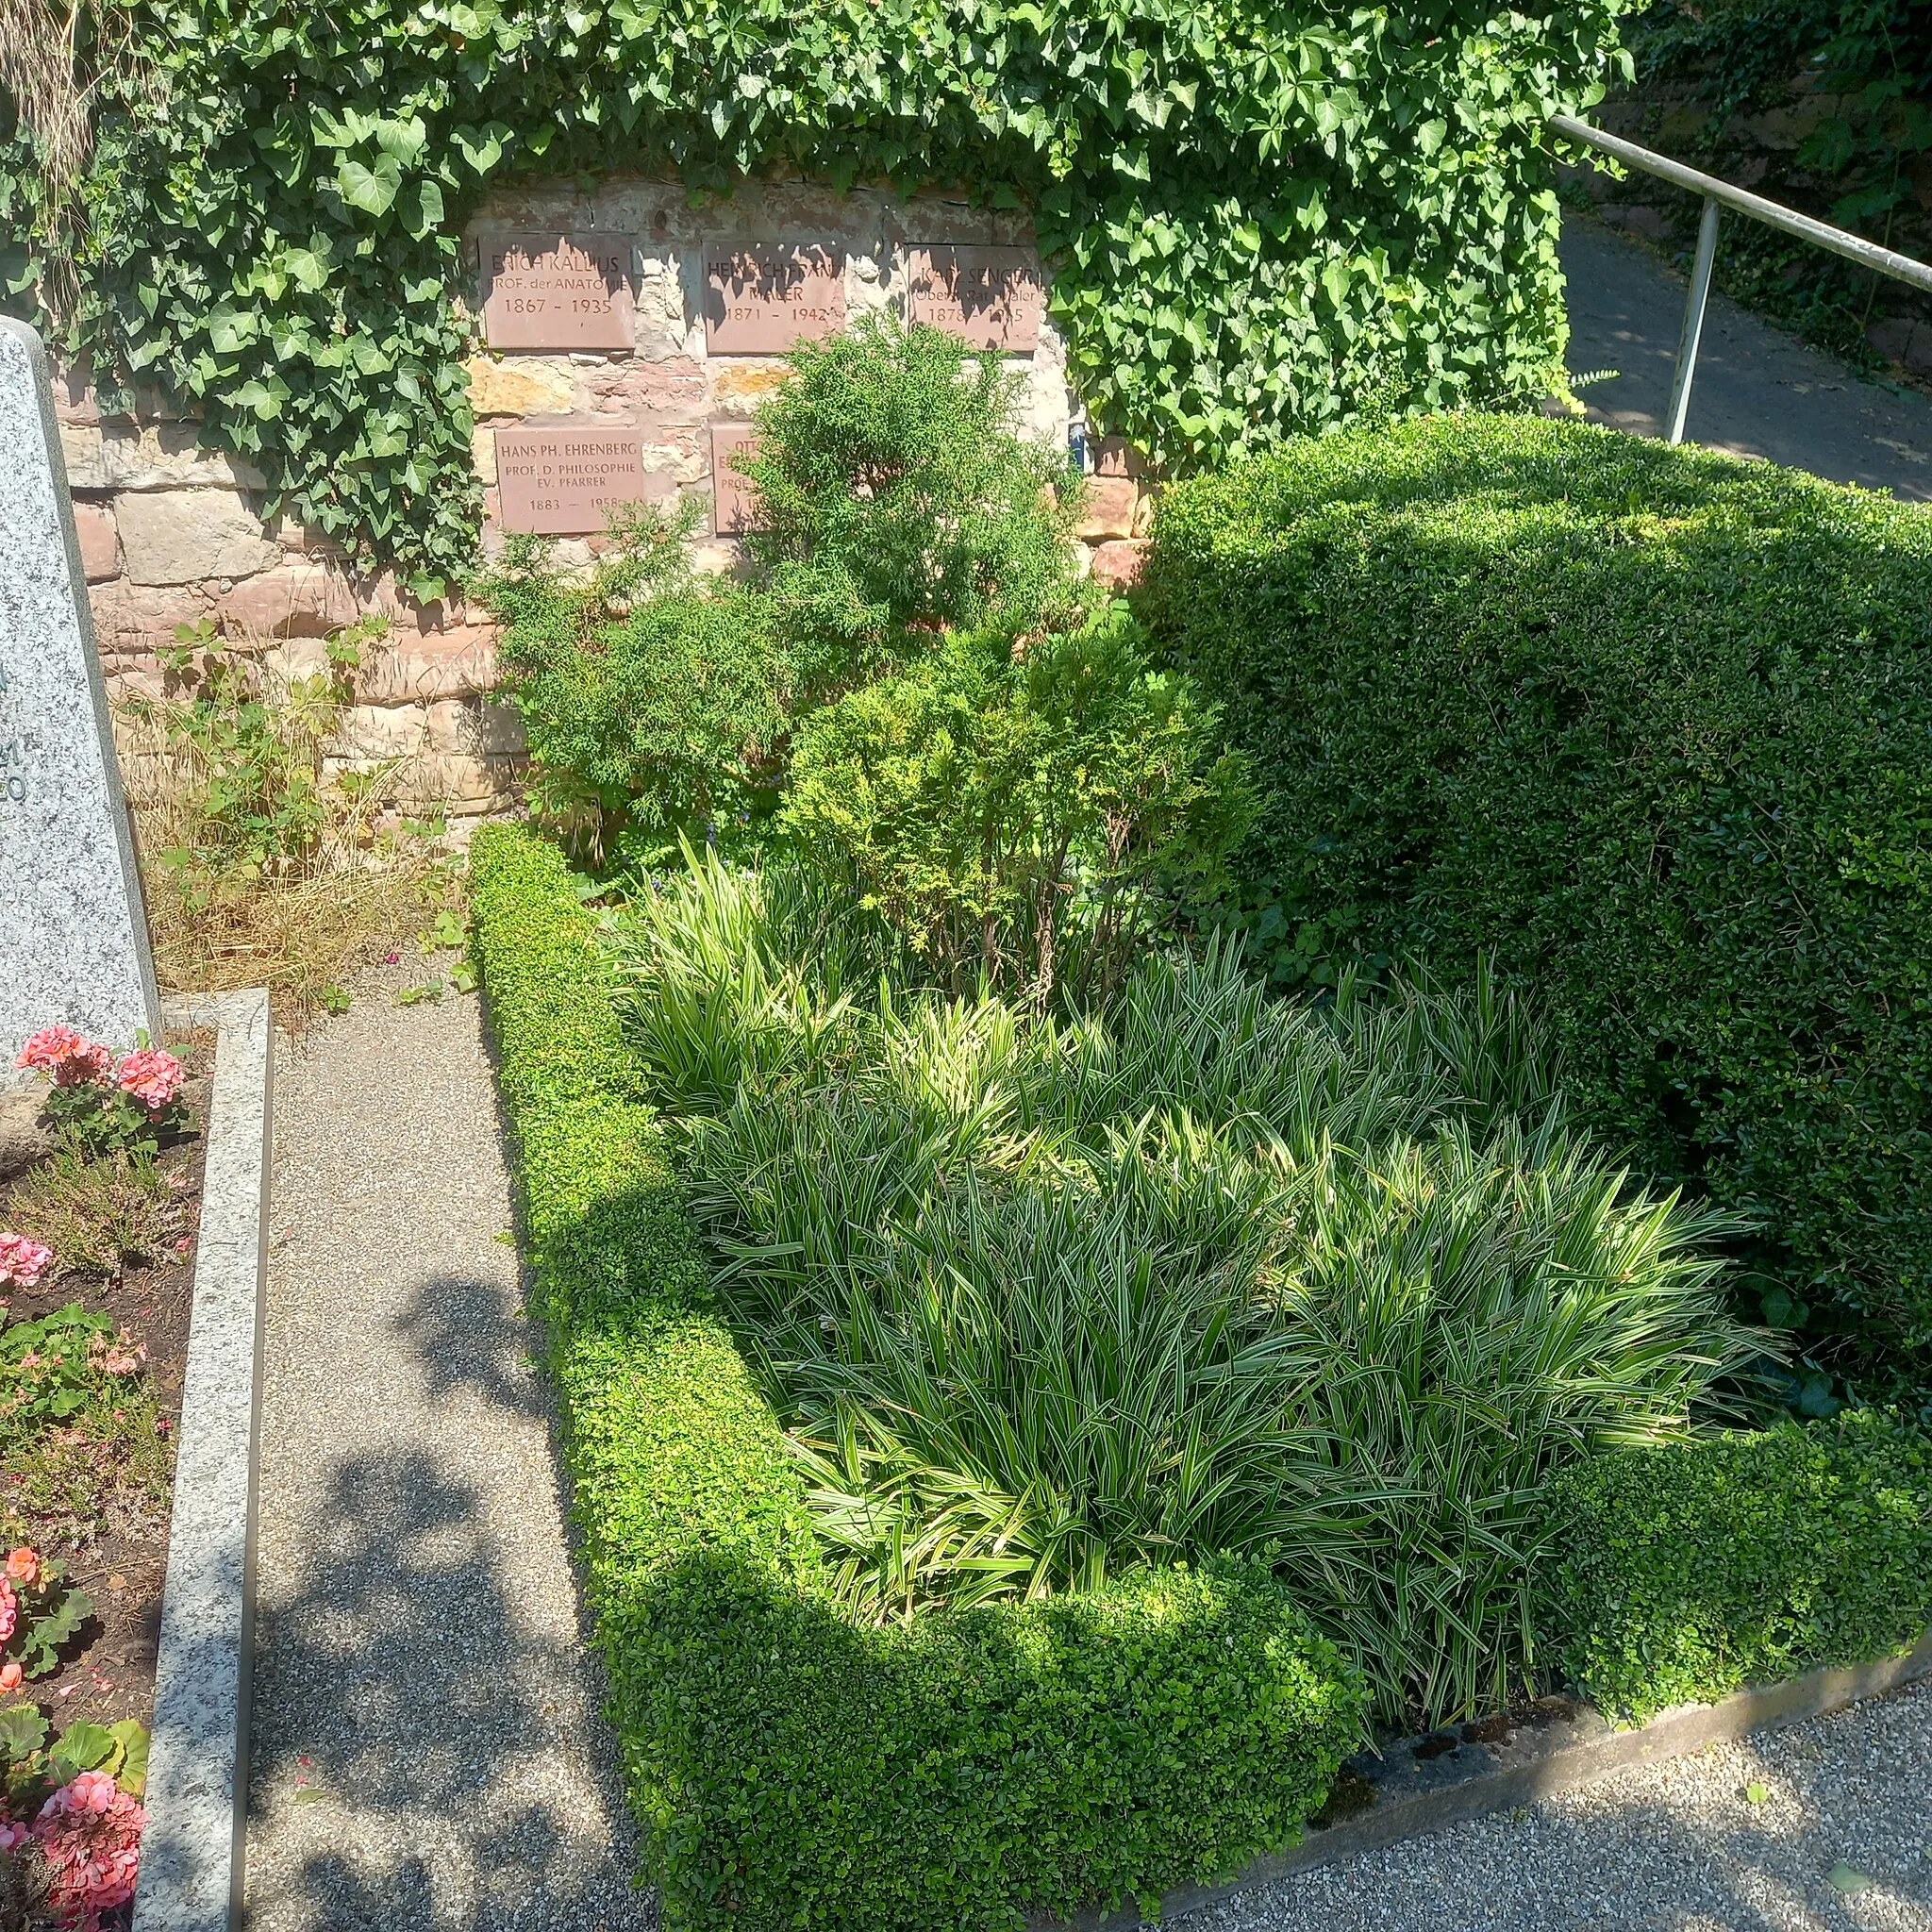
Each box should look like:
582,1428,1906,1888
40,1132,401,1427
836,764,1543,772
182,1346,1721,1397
1322,258,1351,309
335,155,403,218
1416,117,1448,157
403,179,446,241
282,246,330,292
454,122,511,174
374,116,429,166
228,377,288,419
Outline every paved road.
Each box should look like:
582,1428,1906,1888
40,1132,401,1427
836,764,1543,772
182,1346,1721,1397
245,964,652,1931
1560,215,1932,500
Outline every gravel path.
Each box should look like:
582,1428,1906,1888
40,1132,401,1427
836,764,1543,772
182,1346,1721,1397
1190,1677,1932,1932
244,965,651,1931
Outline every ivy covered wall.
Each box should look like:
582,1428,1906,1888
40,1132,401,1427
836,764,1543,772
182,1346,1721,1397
2,0,1629,591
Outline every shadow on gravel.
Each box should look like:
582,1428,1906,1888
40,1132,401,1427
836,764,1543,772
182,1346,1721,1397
244,1354,654,1930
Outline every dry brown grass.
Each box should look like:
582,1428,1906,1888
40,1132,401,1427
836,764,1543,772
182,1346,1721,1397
139,850,456,1022
115,640,468,1025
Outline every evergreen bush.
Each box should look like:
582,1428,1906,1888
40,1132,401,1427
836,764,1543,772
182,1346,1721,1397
1146,412,1932,1366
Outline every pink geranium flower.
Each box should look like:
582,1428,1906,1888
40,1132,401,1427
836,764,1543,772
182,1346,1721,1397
15,1026,112,1088
4,1546,38,1586
0,1233,54,1289
114,1047,183,1112
33,1772,145,1931
0,1577,15,1645
0,1661,20,1693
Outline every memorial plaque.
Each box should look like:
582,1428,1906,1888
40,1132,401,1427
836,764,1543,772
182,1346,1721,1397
709,422,763,535
907,246,1045,353
704,246,845,355
481,232,637,352
0,317,159,1060
495,428,674,535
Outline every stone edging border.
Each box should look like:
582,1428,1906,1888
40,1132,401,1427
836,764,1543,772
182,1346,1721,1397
132,991,273,1932
1040,1627,1932,1930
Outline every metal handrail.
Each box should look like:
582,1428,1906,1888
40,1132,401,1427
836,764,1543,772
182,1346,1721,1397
1551,114,1932,443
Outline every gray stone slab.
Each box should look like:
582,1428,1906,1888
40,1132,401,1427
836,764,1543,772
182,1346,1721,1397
0,317,158,1063
1036,1629,1932,1929
134,990,274,1932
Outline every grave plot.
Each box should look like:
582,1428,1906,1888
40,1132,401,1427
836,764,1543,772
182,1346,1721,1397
0,319,221,1931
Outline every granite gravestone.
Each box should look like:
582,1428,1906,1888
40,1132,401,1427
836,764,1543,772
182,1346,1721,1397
907,246,1045,352
708,421,762,534
703,245,846,354
0,317,160,1063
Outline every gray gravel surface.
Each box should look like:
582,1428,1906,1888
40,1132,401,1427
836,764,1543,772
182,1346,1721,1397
1189,1678,1932,1932
244,962,651,1931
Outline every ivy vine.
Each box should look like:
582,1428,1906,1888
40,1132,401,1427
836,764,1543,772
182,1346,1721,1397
1,0,1626,593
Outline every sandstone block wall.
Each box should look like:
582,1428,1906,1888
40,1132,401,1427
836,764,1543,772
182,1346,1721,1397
61,175,1154,829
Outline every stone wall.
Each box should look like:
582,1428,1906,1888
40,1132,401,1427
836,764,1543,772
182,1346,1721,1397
60,174,1154,829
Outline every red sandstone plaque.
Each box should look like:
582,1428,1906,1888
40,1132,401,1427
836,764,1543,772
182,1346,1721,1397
704,246,845,354
709,422,763,534
495,428,673,535
907,246,1045,353
481,232,636,351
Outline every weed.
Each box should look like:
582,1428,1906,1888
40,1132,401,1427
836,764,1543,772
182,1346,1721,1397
5,1149,184,1282
118,618,458,1022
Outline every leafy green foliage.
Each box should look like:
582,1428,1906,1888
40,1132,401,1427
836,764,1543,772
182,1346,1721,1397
1,1305,128,1429
741,315,1081,646
785,603,1255,1005
625,859,1760,1724
123,615,391,909
2,1706,149,1823
470,820,1366,1929
1145,413,1932,1367
2,0,1624,583
0,1549,92,1680
1614,0,1930,364
476,503,787,864
1538,1410,1932,1721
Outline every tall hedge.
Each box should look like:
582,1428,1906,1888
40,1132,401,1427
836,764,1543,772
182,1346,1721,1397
468,822,1366,1931
1143,414,1932,1359
3,0,1624,589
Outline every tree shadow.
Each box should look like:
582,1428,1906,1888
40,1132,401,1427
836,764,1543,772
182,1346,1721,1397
243,1337,655,1929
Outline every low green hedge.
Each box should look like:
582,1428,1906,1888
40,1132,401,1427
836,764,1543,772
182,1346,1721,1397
1143,414,1932,1359
468,822,1367,1931
1538,1412,1932,1722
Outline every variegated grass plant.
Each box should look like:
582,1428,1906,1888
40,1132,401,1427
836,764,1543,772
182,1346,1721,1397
611,855,1765,1726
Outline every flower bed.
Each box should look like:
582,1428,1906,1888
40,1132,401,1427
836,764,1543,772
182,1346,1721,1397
2,1026,208,1927
471,822,1367,1932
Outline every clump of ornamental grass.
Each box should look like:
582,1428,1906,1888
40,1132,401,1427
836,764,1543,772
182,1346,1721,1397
621,860,1768,1727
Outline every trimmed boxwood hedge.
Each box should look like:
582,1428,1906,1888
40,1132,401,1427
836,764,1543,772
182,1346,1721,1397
1538,1412,1932,1723
468,821,1367,1932
1143,414,1932,1360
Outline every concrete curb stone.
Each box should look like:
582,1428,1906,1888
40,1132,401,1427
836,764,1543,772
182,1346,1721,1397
131,990,273,1932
